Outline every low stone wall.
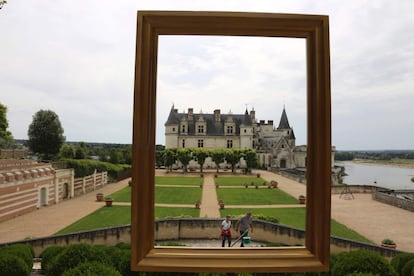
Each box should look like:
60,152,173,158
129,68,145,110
0,219,403,258
331,184,378,194
373,191,414,212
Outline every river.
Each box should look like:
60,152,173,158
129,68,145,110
336,161,414,190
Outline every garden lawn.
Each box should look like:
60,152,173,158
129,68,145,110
56,206,131,235
155,176,203,185
215,176,266,186
216,188,297,205
108,186,131,202
155,207,199,219
156,186,202,204
56,206,199,234
221,208,372,243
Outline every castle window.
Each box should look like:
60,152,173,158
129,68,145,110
182,125,186,132
182,139,185,148
244,129,246,133
198,125,204,134
172,127,175,132
227,140,233,148
197,139,204,148
227,126,233,134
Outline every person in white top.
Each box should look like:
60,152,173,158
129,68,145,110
221,215,232,247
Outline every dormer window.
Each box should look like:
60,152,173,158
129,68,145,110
227,126,233,134
182,125,186,132
198,125,204,133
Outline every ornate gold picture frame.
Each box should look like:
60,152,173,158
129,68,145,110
131,11,331,273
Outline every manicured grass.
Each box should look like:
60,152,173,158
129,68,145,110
155,176,203,185
216,188,298,205
215,176,267,186
156,186,202,204
56,206,200,234
221,208,372,243
108,186,131,202
56,206,131,235
155,207,200,219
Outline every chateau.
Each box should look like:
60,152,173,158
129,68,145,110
165,106,311,170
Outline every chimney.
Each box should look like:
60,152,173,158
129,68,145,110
250,109,256,121
259,120,265,125
268,120,273,125
188,108,194,121
214,109,221,122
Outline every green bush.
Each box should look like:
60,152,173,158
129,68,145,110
402,259,414,276
40,246,65,274
62,261,121,276
0,244,34,272
254,214,279,223
64,159,130,179
115,242,131,250
390,253,414,275
331,250,397,276
0,252,31,276
45,243,113,276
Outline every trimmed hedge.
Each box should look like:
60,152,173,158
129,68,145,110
45,243,113,276
62,261,121,276
402,259,414,276
64,159,130,179
390,253,414,275
40,245,65,274
0,252,31,276
331,250,397,276
0,244,33,273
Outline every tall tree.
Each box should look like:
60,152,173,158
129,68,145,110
164,148,176,172
193,148,209,173
60,144,75,159
176,148,192,173
27,110,65,160
243,149,258,174
0,102,14,148
224,149,241,173
211,149,225,173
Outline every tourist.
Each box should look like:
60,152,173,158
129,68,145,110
235,211,253,247
221,215,232,247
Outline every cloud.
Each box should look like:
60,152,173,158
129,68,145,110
1,0,413,149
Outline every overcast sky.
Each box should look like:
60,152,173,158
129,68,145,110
1,1,413,150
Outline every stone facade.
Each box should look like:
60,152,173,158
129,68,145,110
165,106,311,169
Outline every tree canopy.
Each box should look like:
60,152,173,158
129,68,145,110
0,102,14,148
27,109,65,160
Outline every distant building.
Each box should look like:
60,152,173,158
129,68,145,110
165,105,330,170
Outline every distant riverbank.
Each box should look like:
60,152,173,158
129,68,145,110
352,158,414,170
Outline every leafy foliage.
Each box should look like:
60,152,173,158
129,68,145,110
0,252,30,276
27,109,65,160
62,261,121,276
64,158,130,179
0,244,34,273
0,102,15,148
390,253,414,275
176,148,192,172
331,250,397,276
40,246,66,274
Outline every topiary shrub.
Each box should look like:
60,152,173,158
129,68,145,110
115,242,131,250
61,261,121,276
45,243,112,276
402,258,414,276
0,252,31,276
331,250,397,276
390,253,414,275
0,244,34,272
40,246,65,274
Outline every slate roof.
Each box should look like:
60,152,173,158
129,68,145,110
165,107,252,136
277,107,291,130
